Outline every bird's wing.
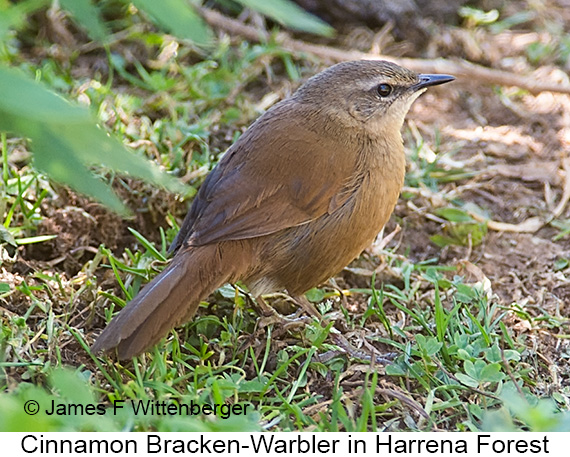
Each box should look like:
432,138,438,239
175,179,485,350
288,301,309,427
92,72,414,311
171,102,359,250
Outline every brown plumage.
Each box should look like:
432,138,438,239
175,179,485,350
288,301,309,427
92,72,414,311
92,60,454,359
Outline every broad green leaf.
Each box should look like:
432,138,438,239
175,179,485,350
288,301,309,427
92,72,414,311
456,348,472,360
449,222,487,246
454,283,476,304
429,234,457,248
0,65,189,215
305,287,325,303
554,257,569,271
430,216,487,247
50,368,97,405
237,377,269,393
502,350,521,362
455,373,479,388
385,363,407,376
30,123,128,213
59,0,109,42
236,0,334,36
0,225,16,246
463,359,478,379
479,363,505,382
132,0,212,46
217,284,239,299
420,336,443,357
484,344,502,363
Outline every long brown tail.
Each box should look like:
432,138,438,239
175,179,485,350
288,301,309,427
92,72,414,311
91,244,238,360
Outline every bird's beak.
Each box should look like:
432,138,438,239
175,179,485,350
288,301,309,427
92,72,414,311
414,74,455,90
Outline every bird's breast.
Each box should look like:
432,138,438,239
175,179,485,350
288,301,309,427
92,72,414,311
248,138,406,296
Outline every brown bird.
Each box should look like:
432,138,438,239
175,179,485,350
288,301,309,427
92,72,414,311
92,60,454,359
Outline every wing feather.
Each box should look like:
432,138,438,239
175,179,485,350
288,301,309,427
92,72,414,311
171,101,357,250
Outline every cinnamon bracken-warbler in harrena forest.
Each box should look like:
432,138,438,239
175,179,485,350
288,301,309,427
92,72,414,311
92,60,455,359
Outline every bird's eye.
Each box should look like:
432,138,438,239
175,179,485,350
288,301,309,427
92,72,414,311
376,83,393,97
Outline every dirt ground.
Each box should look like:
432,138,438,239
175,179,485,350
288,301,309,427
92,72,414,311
395,81,570,389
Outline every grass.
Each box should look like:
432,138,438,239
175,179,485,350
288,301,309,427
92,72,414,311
2,3,570,432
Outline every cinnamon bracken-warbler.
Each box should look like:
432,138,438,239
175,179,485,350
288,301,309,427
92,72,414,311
92,60,454,359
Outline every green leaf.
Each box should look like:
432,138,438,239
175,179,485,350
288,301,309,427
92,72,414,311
455,283,476,304
449,222,487,246
305,287,325,303
0,65,189,215
456,348,472,360
551,219,570,241
0,225,16,246
554,257,569,271
526,41,556,65
502,350,521,362
385,363,407,376
421,337,443,357
484,344,502,363
236,0,334,36
455,373,479,388
479,363,505,383
49,368,97,405
430,210,487,248
128,227,167,262
132,0,213,46
311,322,333,347
237,378,269,393
59,0,109,42
14,234,58,245
458,6,499,26
489,11,535,33
463,359,479,379
429,234,457,248
434,207,474,223
26,122,128,214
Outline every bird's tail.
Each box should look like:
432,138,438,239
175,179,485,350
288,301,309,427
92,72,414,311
91,244,239,359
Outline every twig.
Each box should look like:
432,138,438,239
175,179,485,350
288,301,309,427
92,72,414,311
199,7,570,95
376,387,430,421
301,385,431,425
552,157,570,218
369,224,401,256
501,347,525,398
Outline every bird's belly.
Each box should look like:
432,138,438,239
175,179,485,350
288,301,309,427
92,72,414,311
248,180,400,296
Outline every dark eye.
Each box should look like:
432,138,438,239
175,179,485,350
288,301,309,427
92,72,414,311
376,83,393,97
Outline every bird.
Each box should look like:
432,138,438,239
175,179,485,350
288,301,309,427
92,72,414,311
92,60,454,359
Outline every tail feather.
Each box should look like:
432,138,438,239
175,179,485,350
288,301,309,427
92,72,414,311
91,244,236,359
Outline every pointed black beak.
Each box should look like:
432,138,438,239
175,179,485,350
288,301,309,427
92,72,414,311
414,74,455,90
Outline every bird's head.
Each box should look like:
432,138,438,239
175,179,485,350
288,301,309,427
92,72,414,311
294,60,455,134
